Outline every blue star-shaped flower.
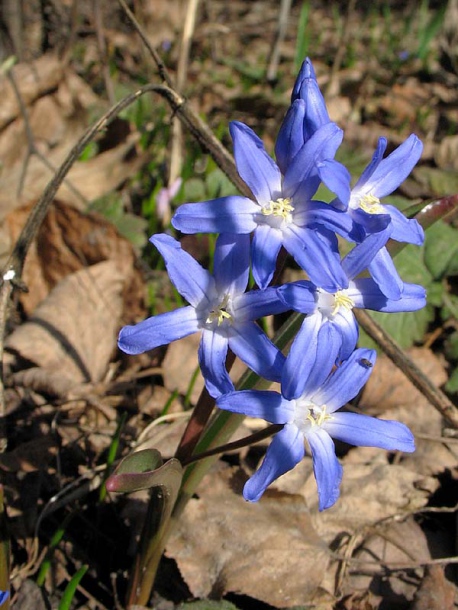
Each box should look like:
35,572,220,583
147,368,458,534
173,120,355,291
217,344,415,511
118,233,287,398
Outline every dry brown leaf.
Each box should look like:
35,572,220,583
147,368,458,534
6,261,125,387
167,467,332,608
6,200,145,319
359,348,447,415
410,565,456,610
435,134,458,170
0,54,64,130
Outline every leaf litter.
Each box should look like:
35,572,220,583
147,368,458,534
1,1,458,609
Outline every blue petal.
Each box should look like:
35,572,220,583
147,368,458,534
151,234,216,307
317,159,351,207
252,224,283,289
217,389,292,423
213,233,250,295
307,428,343,511
304,322,342,394
243,424,305,501
284,226,348,292
172,197,259,234
363,135,423,198
324,412,415,452
282,313,322,400
234,287,290,320
348,278,426,312
118,306,199,354
384,205,425,245
277,280,317,313
283,122,343,199
342,224,393,280
368,247,403,300
348,207,392,239
275,99,306,174
198,328,233,398
353,137,387,191
292,57,318,101
230,121,282,203
0,592,9,605
332,309,359,361
291,58,330,140
312,348,376,412
294,199,355,239
228,322,285,383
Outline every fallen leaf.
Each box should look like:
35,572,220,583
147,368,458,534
167,467,332,608
410,565,456,610
6,261,125,387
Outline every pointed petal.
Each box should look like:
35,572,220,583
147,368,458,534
172,197,258,234
307,428,343,511
243,424,305,501
282,313,322,400
317,159,351,207
234,287,290,320
353,137,387,191
252,224,283,289
294,199,354,238
283,122,343,198
213,233,250,295
151,233,215,307
291,58,330,141
364,135,423,198
325,412,415,452
342,224,392,280
384,205,425,245
312,348,376,412
284,226,347,292
217,389,292,423
118,306,199,354
368,247,403,300
198,329,233,398
275,99,306,174
228,322,285,383
277,280,317,313
230,121,282,202
333,309,359,360
348,278,426,312
304,322,342,394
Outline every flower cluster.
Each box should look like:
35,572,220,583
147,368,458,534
119,58,425,511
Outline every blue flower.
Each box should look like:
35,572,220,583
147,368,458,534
173,120,356,290
334,135,424,299
217,346,415,510
118,233,287,398
278,230,427,359
0,591,9,605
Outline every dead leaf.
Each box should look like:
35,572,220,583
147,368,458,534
10,578,49,610
167,467,332,608
0,436,58,473
410,565,456,610
6,200,145,319
6,261,125,387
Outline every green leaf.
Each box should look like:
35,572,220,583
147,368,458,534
183,177,207,202
424,220,458,279
205,168,238,199
58,565,88,610
445,367,458,394
106,449,183,494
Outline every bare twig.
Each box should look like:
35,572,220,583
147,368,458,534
355,309,458,428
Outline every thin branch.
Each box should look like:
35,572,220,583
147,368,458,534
355,309,458,428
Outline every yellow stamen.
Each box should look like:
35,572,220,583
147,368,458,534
262,197,294,221
359,193,384,214
306,405,330,427
206,295,233,326
332,291,355,316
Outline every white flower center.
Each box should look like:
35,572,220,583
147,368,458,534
316,289,354,319
206,294,233,327
358,193,384,215
293,397,331,434
261,197,294,225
